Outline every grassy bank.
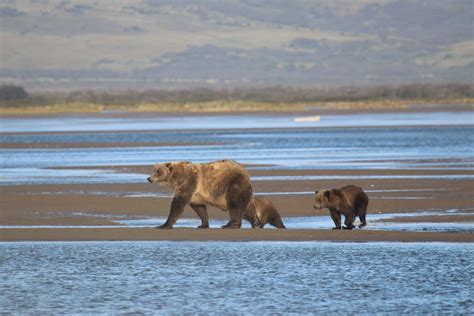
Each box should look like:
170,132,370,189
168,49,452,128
0,98,472,115
1,83,473,115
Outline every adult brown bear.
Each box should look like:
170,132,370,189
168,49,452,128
243,197,286,228
313,185,368,230
147,160,253,229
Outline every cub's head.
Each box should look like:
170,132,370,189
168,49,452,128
147,162,174,184
313,190,331,210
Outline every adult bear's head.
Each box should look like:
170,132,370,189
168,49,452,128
147,162,175,184
147,162,193,186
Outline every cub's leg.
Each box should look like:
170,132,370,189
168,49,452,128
269,215,286,229
358,205,368,228
358,212,367,228
190,203,209,229
329,209,342,230
243,204,260,228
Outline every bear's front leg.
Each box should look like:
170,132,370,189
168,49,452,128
329,209,342,230
156,194,190,229
190,203,209,229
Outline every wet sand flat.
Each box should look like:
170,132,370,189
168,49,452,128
1,109,473,242
1,227,473,242
1,168,472,234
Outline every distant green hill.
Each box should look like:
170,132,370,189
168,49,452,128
1,1,472,90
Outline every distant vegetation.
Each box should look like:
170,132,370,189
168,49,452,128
1,83,473,114
59,83,474,104
0,85,29,100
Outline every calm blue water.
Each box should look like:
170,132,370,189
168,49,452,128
1,111,473,133
0,242,472,314
1,112,473,185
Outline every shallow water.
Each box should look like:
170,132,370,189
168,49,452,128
1,111,473,133
117,212,474,232
2,212,472,232
0,242,472,314
1,112,473,185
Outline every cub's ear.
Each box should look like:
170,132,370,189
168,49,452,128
153,163,160,169
185,164,196,172
314,190,319,194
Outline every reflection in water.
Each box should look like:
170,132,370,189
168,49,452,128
1,242,472,314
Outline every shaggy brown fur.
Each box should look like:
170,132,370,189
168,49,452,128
243,197,286,229
148,160,253,229
313,185,368,230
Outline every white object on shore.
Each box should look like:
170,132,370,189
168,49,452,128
294,115,321,122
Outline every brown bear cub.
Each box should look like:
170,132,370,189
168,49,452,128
313,185,368,230
147,160,252,229
243,197,286,229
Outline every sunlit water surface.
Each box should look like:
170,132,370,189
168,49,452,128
1,112,473,185
0,242,472,314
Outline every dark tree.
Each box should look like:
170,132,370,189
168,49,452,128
0,85,29,100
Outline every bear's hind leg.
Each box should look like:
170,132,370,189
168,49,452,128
223,177,252,229
343,212,355,230
222,209,244,229
190,203,209,228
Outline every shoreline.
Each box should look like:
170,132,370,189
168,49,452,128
1,228,473,242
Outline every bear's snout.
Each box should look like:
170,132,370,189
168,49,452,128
147,177,153,183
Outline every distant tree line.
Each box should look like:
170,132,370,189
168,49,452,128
1,83,473,106
0,85,28,100
60,83,474,104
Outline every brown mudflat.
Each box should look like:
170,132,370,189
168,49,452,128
1,167,473,242
1,107,473,242
1,227,472,243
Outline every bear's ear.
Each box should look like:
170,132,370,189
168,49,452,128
315,190,319,194
164,162,174,171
